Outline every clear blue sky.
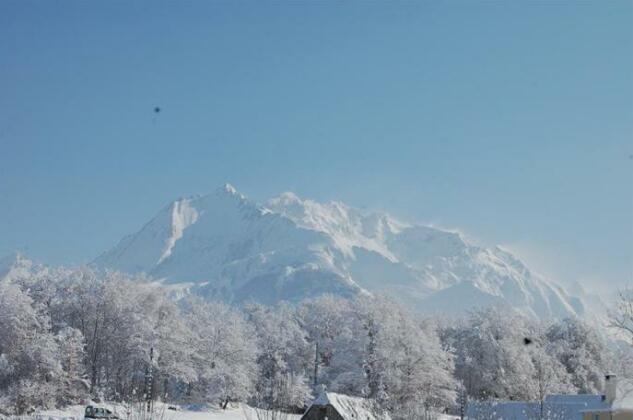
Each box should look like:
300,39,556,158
1,1,631,291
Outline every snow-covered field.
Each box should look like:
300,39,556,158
15,403,459,420
19,403,302,420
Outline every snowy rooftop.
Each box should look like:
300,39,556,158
467,400,589,420
578,380,633,412
307,392,391,420
545,393,608,409
468,383,633,420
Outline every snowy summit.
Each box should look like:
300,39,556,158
93,184,583,318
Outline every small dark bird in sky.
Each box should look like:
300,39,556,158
523,337,533,346
154,106,161,113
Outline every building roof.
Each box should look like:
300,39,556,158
577,380,633,413
304,392,391,420
545,394,609,410
468,395,609,420
468,400,581,420
468,381,633,419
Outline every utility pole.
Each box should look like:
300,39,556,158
459,385,467,420
146,346,154,414
313,341,319,387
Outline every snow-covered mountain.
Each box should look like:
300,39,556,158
93,184,584,318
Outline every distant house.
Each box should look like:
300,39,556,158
300,391,391,420
467,375,633,420
581,374,633,420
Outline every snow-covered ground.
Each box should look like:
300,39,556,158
18,403,301,420
15,402,459,420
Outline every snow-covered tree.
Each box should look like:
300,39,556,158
524,332,574,419
445,307,538,401
296,295,357,388
246,302,313,413
55,326,89,405
299,295,457,418
377,312,455,418
611,287,633,344
0,258,614,418
150,295,197,399
185,298,258,407
444,308,609,406
545,317,607,394
12,266,198,403
0,281,62,414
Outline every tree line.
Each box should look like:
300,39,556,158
0,265,630,418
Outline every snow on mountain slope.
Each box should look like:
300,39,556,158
93,184,583,318
95,185,361,304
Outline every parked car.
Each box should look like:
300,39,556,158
84,405,120,419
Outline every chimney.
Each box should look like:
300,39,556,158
605,374,618,406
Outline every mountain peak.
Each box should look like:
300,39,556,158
93,188,583,318
222,183,238,195
276,191,301,203
219,182,242,196
215,183,248,202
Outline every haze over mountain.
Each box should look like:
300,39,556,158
91,184,584,318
